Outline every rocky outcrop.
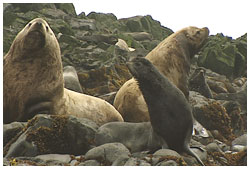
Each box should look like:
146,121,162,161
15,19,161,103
197,33,247,79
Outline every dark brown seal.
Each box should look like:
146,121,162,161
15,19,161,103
114,26,209,122
3,18,64,123
127,57,205,166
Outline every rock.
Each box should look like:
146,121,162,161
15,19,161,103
190,92,233,140
157,160,178,166
120,15,173,40
3,122,26,147
124,157,151,166
85,142,131,165
231,145,247,152
215,83,247,113
35,154,72,164
79,160,101,166
95,122,161,153
112,156,130,166
206,142,223,152
63,65,83,93
153,149,181,158
4,114,97,157
115,39,132,52
198,33,247,79
222,101,245,135
125,32,152,41
232,134,247,146
70,159,79,166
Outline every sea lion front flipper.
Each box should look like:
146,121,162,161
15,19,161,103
23,101,52,121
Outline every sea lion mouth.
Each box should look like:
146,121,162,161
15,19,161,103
24,30,46,50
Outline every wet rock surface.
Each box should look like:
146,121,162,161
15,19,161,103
3,3,247,166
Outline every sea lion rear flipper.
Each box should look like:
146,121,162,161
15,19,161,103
184,145,205,166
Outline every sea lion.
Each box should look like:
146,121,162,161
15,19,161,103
127,57,205,165
63,65,83,93
189,67,213,98
95,121,162,153
114,26,209,122
3,18,123,126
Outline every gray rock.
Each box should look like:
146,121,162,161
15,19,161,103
63,65,83,93
85,142,131,165
70,159,79,166
125,32,152,41
5,133,39,158
232,134,247,146
79,160,101,166
112,156,130,166
3,122,26,147
124,157,151,166
4,114,97,157
35,154,72,163
153,149,181,158
231,145,247,152
215,140,230,152
124,157,138,166
157,160,178,166
206,142,223,152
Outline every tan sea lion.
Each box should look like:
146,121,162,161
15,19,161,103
3,18,123,126
114,26,209,122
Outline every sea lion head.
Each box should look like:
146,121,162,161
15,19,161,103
8,18,59,60
183,26,209,54
127,57,162,88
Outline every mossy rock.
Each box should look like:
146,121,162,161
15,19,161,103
198,33,247,79
49,18,74,35
54,3,76,16
78,64,131,96
197,101,234,141
3,11,18,27
11,3,56,13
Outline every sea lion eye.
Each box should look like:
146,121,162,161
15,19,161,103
46,26,49,31
135,62,142,67
28,22,32,27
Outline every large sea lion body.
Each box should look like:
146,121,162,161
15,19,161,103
63,65,83,93
127,57,204,165
63,88,123,125
114,26,209,122
4,18,64,123
3,18,123,126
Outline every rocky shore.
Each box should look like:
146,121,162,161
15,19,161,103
3,3,247,166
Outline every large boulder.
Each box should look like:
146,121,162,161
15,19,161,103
198,33,247,79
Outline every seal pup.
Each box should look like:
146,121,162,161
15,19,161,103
63,65,83,93
127,57,205,165
189,67,213,98
95,121,162,153
3,18,123,125
114,26,209,122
